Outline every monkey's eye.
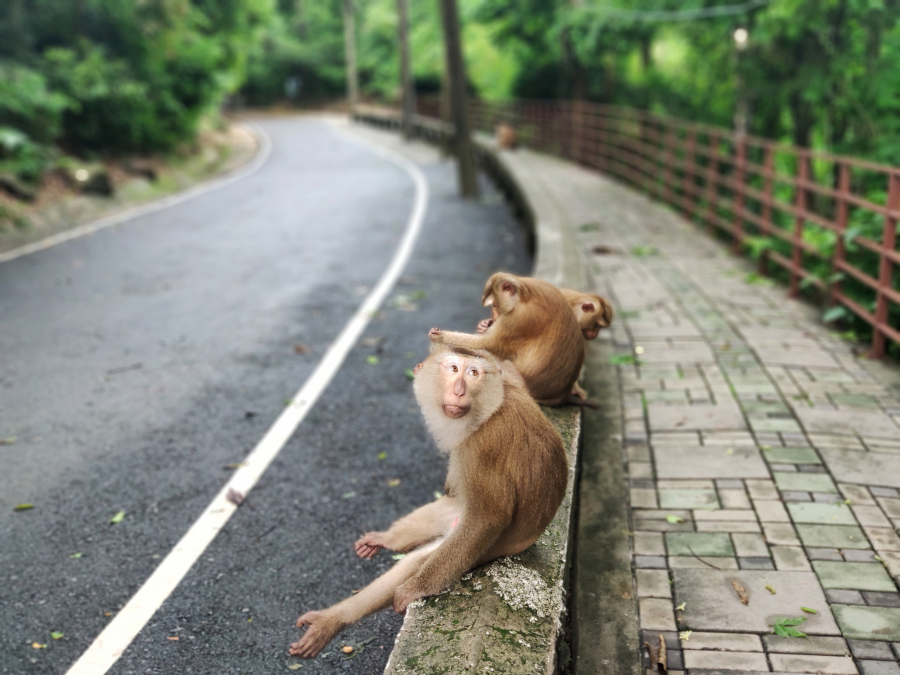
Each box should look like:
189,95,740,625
467,368,479,377
449,364,459,372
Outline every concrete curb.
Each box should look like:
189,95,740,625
353,106,585,674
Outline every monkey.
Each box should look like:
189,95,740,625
289,335,567,659
476,284,612,403
496,123,518,150
444,272,585,407
558,288,614,341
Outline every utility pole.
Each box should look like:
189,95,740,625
343,0,359,117
439,0,479,198
397,0,416,140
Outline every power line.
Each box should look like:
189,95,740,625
585,0,768,22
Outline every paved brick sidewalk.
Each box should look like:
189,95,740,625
530,154,900,674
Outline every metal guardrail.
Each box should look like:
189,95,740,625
415,98,900,359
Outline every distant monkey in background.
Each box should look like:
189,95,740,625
289,336,567,658
496,123,518,150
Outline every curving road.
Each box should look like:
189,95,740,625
0,117,531,674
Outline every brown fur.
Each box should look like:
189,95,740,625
559,288,613,340
496,123,518,150
442,272,585,406
289,337,567,658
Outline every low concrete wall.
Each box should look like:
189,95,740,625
353,106,584,675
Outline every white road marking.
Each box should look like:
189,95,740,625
65,121,429,674
0,123,272,265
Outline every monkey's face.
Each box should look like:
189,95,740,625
438,354,485,419
579,298,613,339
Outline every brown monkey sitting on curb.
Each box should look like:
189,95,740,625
443,272,586,407
288,335,567,658
496,123,518,150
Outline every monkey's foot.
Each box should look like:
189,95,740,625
290,611,342,658
392,584,425,614
568,395,601,409
354,532,386,559
475,319,494,334
571,382,588,399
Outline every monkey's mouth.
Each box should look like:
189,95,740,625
442,405,470,419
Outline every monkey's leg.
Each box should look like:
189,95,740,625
290,541,440,658
355,497,460,558
572,382,588,399
429,329,489,351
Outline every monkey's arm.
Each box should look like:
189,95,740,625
392,504,511,612
429,328,489,351
355,497,460,558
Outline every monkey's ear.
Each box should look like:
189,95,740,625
482,293,495,307
581,302,595,313
413,362,424,376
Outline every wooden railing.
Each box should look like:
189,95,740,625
415,98,900,358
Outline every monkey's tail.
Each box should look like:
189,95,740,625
568,396,601,410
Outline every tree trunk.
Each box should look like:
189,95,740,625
343,0,359,115
397,0,416,140
439,0,479,198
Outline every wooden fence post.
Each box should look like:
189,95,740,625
870,171,900,358
789,154,809,297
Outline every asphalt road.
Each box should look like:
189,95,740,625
0,118,531,674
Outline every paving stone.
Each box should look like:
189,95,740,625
849,639,897,660
865,526,900,551
636,569,672,598
795,408,900,441
720,489,752,509
800,464,828,473
635,555,668,569
853,506,893,528
747,479,780,500
681,632,763,651
631,462,655,479
772,546,812,571
631,488,659,508
755,500,792,522
683,650,769,671
819,449,900,489
775,472,839,493
666,532,735,557
739,557,775,570
732,533,770,558
755,345,842,369
694,509,757,521
673,569,839,634
658,488,720,510
639,597,676,630
640,629,681,650
717,479,746,489
653,445,768,479
696,521,762,533
635,532,667,556
764,635,849,655
808,547,845,561
635,518,694,532
813,561,897,591
635,509,693,520
784,490,815,501
796,525,871,550
767,654,859,674
628,445,653,461
870,488,900,498
841,484,877,505
648,403,746,431
751,417,805,433
878,498,900,518
842,550,877,563
816,492,847,503
765,523,801,546
788,502,857,525
657,479,717,489
632,478,656,489
858,662,900,675
862,592,900,608
763,446,823,464
827,589,867,605
894,642,900,659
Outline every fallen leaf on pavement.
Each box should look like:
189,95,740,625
109,510,125,524
388,479,401,487
226,489,245,507
404,368,415,380
0,437,16,446
70,553,82,559
730,579,749,605
32,642,46,649
658,634,667,671
288,664,303,670
366,355,379,365
801,606,817,614
342,491,356,499
766,584,777,595
643,640,658,666
665,515,685,524
51,632,63,640
167,636,179,641
342,646,354,654
377,452,387,460
772,616,807,638
360,337,385,347
293,343,310,354
392,554,406,560
675,602,686,611
13,504,34,512
679,630,692,641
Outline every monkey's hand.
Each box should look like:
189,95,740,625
475,318,494,334
428,327,444,342
354,532,387,559
393,581,426,614
290,610,342,658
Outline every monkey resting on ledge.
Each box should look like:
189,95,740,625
289,334,568,658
